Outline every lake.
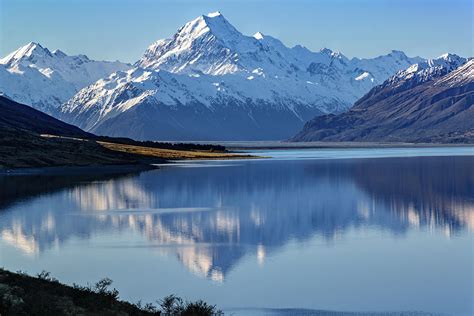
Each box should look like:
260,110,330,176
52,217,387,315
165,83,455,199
0,148,473,315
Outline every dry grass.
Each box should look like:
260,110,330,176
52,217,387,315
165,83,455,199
97,140,253,160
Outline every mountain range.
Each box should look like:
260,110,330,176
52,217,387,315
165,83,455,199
0,43,130,114
59,12,427,140
0,12,471,142
291,56,473,143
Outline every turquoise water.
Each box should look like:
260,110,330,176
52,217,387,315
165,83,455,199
0,148,473,315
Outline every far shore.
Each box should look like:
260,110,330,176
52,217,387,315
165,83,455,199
200,141,474,150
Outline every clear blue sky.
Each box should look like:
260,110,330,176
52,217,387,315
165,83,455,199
1,0,472,63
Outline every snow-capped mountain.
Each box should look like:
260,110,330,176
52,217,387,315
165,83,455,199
381,53,467,89
291,57,473,143
60,12,429,140
0,42,130,114
134,11,423,104
136,12,419,83
61,67,338,140
351,53,468,106
436,57,474,86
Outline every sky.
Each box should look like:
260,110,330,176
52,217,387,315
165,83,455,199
0,0,472,63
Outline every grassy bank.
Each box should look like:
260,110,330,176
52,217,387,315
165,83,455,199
0,131,253,169
97,139,253,161
0,269,223,316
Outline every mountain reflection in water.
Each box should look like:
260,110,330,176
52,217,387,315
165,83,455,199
0,155,473,281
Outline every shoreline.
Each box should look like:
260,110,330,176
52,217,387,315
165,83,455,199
211,141,474,150
2,143,472,173
0,153,262,174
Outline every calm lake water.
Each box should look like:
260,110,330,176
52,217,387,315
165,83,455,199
1,148,473,315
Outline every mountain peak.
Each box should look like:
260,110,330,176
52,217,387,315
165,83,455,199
419,53,466,70
386,50,410,60
254,32,264,40
176,11,240,42
319,48,334,55
438,52,458,59
206,11,222,18
0,42,52,65
434,52,465,65
136,11,249,72
389,49,406,56
52,49,67,58
22,41,41,50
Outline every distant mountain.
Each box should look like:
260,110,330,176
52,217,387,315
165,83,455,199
59,12,424,141
291,57,474,143
0,95,91,137
0,42,130,114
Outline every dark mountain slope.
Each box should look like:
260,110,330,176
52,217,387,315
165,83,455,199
0,95,91,137
0,96,151,168
291,60,474,143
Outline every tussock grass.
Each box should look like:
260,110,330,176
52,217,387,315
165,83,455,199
97,140,253,160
